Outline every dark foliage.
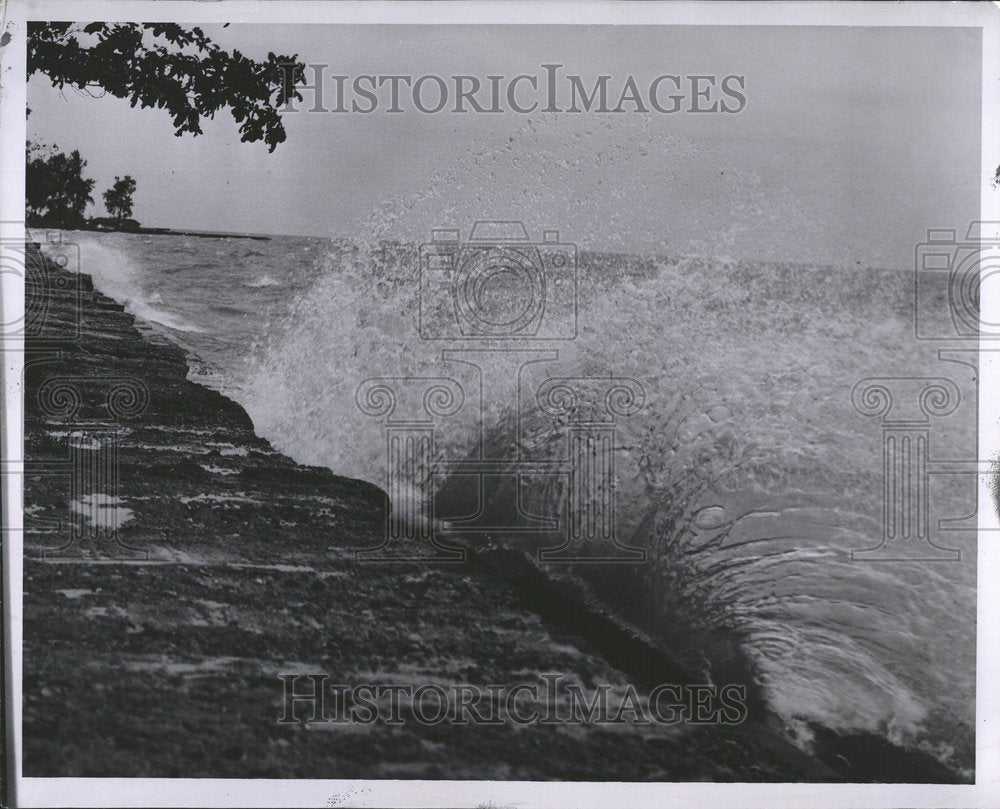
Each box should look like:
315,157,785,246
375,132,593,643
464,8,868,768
28,22,306,151
26,142,95,226
103,175,137,220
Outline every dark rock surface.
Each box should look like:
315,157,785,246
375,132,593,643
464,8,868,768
22,244,848,780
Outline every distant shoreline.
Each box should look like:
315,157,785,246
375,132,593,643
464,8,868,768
78,223,271,241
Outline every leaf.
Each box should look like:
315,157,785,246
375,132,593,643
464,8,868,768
28,22,307,149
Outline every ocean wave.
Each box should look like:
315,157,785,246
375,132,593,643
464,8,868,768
131,302,206,333
242,240,975,773
45,233,206,334
46,218,975,774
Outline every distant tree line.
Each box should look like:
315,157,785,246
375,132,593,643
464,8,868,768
25,137,137,228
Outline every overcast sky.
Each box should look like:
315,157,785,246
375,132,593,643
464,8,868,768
27,24,982,266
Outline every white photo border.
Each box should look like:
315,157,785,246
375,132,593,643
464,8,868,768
2,2,998,807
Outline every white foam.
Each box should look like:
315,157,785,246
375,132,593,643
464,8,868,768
70,494,134,530
49,234,205,333
245,274,279,288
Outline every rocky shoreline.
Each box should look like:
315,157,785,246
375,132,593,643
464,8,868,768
21,243,960,782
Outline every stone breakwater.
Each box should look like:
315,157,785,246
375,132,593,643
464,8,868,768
20,243,952,781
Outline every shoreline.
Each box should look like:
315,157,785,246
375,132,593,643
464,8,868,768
21,242,963,782
70,223,272,241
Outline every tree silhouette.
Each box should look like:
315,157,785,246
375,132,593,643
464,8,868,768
28,22,306,151
103,175,138,220
26,144,95,226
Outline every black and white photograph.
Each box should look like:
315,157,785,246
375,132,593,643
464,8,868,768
1,2,998,807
